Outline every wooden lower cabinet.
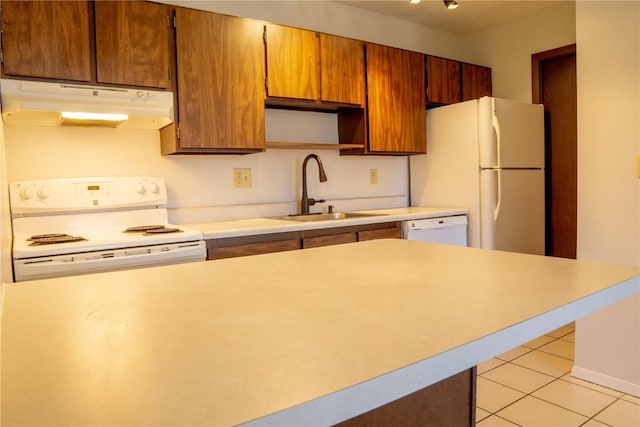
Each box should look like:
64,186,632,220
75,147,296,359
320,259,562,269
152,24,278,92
336,367,477,427
206,222,401,260
358,226,402,241
207,232,299,260
302,232,357,249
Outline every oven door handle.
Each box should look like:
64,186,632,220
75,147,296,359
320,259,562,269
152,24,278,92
14,241,206,282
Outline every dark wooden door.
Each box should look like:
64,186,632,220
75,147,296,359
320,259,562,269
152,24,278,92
533,45,577,259
95,1,171,89
174,8,265,151
265,24,320,101
366,44,426,154
1,0,91,81
320,33,365,106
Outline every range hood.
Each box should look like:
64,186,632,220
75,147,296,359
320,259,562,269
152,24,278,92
0,79,174,129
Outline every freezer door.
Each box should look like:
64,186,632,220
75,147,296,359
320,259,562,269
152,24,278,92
478,97,545,169
480,169,545,255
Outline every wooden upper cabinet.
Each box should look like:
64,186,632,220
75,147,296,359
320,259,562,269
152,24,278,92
95,1,171,89
320,34,365,106
426,55,461,106
462,63,492,101
265,23,320,101
365,44,426,154
1,0,92,81
264,24,365,107
161,8,265,154
0,0,171,89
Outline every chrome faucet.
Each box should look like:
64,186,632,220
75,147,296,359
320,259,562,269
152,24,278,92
300,154,328,214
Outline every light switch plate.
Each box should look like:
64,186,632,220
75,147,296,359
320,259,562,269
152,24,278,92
369,169,378,185
233,168,252,188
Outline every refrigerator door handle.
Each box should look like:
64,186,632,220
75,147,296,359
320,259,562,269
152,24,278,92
492,97,502,168
494,169,502,223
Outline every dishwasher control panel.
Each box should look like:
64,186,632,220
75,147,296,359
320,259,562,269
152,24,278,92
403,215,468,246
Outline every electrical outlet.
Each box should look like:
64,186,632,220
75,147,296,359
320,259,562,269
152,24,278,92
369,168,378,185
233,168,252,188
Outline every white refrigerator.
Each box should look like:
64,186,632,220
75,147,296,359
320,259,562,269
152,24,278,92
410,97,545,255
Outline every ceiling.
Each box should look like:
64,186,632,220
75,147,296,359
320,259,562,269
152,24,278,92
337,0,558,34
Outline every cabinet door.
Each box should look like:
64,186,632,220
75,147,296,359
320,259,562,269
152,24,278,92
426,56,461,105
265,24,320,101
1,0,91,81
95,1,171,89
462,63,492,101
366,44,426,154
170,8,265,152
320,34,365,106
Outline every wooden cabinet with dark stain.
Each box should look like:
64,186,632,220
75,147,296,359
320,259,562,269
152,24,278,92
264,23,320,103
205,221,402,260
426,55,462,106
320,33,365,106
365,44,426,154
462,63,492,101
1,0,92,82
207,232,300,260
1,0,171,89
336,367,477,427
161,8,265,154
95,1,171,89
264,24,365,108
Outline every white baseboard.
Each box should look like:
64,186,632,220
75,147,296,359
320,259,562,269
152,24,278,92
572,365,640,397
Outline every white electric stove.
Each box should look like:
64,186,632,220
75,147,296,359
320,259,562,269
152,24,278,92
10,177,206,282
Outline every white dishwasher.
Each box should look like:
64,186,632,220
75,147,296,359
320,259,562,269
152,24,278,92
403,215,468,246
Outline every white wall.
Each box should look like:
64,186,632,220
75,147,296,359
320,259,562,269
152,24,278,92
464,1,576,102
572,0,640,396
3,111,408,223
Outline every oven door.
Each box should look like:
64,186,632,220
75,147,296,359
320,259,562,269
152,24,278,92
13,241,206,282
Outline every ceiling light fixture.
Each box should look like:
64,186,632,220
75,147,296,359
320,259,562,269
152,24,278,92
409,0,421,4
444,0,459,10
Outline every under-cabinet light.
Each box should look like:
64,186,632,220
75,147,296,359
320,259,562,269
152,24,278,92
61,112,129,122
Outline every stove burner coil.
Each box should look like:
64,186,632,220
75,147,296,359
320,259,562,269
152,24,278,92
142,227,183,235
28,234,87,246
124,225,166,233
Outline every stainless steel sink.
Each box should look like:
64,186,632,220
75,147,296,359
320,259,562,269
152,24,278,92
280,212,387,222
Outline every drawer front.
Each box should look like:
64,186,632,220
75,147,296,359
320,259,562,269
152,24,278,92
302,232,357,249
208,239,299,260
358,226,402,241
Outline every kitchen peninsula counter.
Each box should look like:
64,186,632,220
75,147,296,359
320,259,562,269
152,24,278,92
2,240,639,426
186,206,467,239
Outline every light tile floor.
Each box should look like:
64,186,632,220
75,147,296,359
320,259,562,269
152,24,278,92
476,323,640,426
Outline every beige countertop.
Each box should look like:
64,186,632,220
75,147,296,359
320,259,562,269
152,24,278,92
2,240,638,426
186,206,468,239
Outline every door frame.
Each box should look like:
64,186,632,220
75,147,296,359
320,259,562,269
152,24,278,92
532,43,577,258
532,44,576,103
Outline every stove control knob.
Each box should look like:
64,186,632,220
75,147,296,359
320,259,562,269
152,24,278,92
37,186,50,199
19,186,34,200
136,183,147,195
148,182,160,194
